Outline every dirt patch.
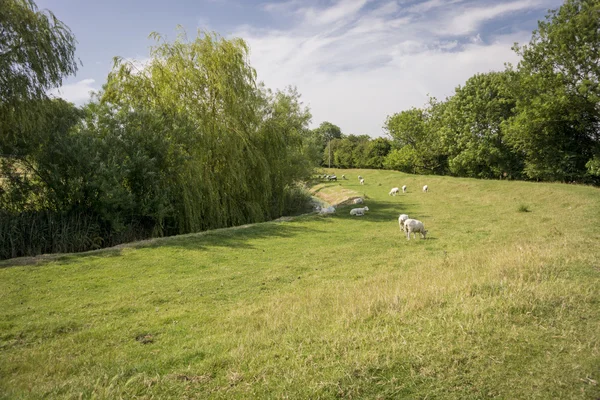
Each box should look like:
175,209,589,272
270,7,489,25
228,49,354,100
310,183,364,207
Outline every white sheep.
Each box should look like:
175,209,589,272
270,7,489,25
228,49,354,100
350,206,369,216
342,174,346,180
404,218,428,240
402,185,407,193
389,187,400,196
358,175,363,181
398,214,409,231
360,178,365,185
329,175,337,181
423,185,428,192
353,197,364,204
319,206,336,214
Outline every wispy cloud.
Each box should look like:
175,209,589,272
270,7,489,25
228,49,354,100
240,0,560,136
440,0,543,35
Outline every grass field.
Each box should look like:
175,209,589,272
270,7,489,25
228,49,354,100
1,169,599,399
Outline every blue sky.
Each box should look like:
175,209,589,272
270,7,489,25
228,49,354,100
40,0,563,137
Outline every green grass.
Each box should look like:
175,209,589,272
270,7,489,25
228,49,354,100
1,169,599,399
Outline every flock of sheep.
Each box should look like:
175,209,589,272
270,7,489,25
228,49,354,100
318,173,429,240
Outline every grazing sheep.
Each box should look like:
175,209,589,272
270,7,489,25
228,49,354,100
404,218,428,240
402,185,407,193
423,185,428,192
353,197,364,204
350,206,369,216
389,187,400,196
329,175,337,181
398,214,409,231
360,178,365,185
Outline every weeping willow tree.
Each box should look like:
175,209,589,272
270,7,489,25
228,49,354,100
100,30,312,235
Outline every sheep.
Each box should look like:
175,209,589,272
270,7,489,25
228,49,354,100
329,175,337,181
360,178,365,185
342,174,346,180
404,218,428,240
358,175,363,181
389,187,400,196
398,214,409,231
353,197,364,204
402,185,407,193
350,206,369,216
319,205,336,214
423,185,428,192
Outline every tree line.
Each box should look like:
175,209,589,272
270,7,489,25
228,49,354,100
317,0,600,183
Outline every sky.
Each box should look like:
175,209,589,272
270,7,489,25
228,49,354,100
39,0,564,137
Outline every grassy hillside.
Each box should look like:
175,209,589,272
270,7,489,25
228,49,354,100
1,169,599,399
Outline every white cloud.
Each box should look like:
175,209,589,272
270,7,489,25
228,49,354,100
440,0,542,35
237,0,560,136
300,0,369,26
48,78,97,105
406,0,465,14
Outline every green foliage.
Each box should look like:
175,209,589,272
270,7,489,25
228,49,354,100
365,137,391,168
515,0,600,102
508,0,600,182
383,146,419,173
321,134,391,170
504,72,599,182
384,100,448,175
0,0,78,103
380,1,600,183
1,27,315,259
0,0,78,162
441,71,523,179
586,156,600,176
313,121,343,167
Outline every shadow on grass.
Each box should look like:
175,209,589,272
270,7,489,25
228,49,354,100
333,198,424,223
0,219,322,269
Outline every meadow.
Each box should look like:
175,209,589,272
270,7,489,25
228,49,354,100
1,169,599,399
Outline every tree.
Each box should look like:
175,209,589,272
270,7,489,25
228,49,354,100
440,71,523,179
103,30,313,233
312,121,342,167
0,0,78,103
384,99,448,174
504,72,599,181
1,0,79,210
514,0,600,102
365,137,391,169
509,0,600,181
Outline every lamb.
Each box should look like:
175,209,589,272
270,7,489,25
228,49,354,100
360,178,365,185
353,197,364,204
423,185,428,192
350,206,369,216
389,187,400,196
319,205,336,214
398,214,409,231
402,185,407,193
404,218,428,240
